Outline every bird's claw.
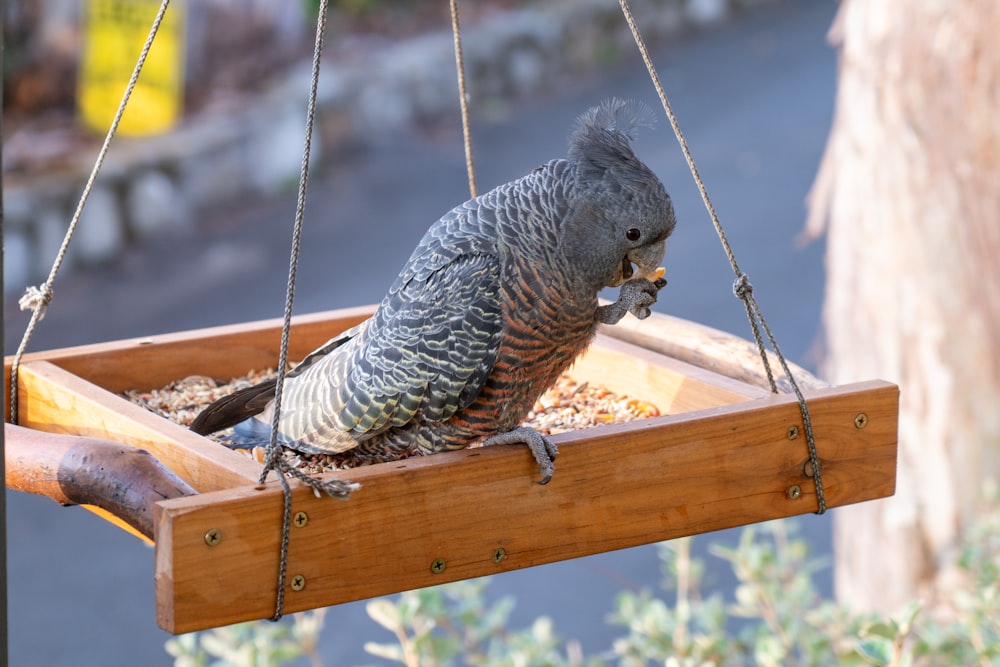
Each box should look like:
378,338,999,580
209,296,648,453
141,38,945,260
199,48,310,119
599,277,666,324
623,276,666,320
483,426,559,485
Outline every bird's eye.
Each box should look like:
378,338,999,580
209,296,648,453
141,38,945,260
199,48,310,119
626,228,641,241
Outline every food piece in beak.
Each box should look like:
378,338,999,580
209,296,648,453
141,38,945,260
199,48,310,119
625,240,667,285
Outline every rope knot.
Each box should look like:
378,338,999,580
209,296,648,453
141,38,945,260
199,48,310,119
732,273,753,300
19,284,54,318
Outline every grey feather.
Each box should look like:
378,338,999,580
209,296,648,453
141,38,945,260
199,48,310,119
573,96,657,141
568,98,659,188
192,99,677,484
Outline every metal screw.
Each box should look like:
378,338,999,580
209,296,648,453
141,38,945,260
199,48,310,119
787,485,802,500
204,529,221,546
430,558,447,574
854,413,869,429
787,425,799,440
290,575,306,591
293,511,309,528
492,548,507,564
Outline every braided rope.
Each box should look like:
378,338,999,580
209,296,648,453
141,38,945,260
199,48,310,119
9,0,171,424
450,0,478,198
256,0,362,622
619,0,826,514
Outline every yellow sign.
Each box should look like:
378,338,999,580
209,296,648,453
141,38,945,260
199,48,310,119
78,0,185,136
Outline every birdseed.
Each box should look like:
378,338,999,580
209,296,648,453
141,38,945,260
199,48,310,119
124,367,661,473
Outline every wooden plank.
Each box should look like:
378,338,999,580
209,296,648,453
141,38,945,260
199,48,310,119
155,380,898,634
15,361,260,490
601,309,828,393
3,305,374,400
5,305,761,406
566,336,769,413
87,506,156,544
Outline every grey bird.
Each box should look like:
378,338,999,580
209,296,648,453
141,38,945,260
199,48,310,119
191,98,677,484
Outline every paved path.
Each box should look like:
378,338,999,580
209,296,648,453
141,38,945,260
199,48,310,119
6,1,837,664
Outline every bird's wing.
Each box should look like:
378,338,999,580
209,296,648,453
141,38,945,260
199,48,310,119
188,323,362,436
279,250,504,441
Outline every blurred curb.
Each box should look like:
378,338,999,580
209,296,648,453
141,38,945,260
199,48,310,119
4,0,776,293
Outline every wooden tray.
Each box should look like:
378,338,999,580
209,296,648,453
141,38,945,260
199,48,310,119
5,305,898,633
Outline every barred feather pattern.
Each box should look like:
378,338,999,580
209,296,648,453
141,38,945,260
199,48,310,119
205,98,676,464
255,159,597,457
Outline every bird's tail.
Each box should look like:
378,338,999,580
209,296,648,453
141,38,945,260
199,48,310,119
189,378,277,435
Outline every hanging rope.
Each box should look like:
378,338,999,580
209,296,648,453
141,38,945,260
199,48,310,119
257,0,359,623
8,0,172,425
618,0,826,514
450,0,478,198
262,0,483,620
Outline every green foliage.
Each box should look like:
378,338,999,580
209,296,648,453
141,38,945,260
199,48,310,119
166,488,1000,667
363,578,598,667
607,537,735,666
163,609,326,667
608,524,868,667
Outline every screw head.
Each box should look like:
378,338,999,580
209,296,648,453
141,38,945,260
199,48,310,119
290,575,306,591
787,485,802,500
787,425,799,440
492,548,507,564
204,529,222,546
293,511,309,528
854,413,869,429
430,558,447,574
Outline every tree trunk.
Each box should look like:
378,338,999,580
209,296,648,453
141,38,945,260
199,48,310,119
806,0,1000,613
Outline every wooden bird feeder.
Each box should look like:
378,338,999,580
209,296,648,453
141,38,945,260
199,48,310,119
4,304,899,634
3,0,899,638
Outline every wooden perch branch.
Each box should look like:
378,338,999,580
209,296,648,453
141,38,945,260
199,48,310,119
5,424,196,540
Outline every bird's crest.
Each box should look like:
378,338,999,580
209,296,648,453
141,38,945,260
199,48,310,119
568,98,656,179
574,97,656,140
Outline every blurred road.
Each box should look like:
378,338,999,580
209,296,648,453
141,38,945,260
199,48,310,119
6,1,837,664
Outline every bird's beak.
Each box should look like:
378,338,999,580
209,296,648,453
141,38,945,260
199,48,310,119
607,240,666,287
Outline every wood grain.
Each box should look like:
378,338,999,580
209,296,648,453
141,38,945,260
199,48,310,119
566,335,770,412
155,380,898,634
14,361,260,490
5,424,196,540
4,306,374,401
600,309,828,393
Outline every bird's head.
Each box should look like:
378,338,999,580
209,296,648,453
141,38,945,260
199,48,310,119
563,98,677,291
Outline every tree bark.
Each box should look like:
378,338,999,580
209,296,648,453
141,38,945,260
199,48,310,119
5,424,196,540
806,0,1000,612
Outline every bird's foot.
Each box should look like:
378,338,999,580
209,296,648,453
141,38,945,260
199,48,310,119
597,276,667,324
483,426,559,485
